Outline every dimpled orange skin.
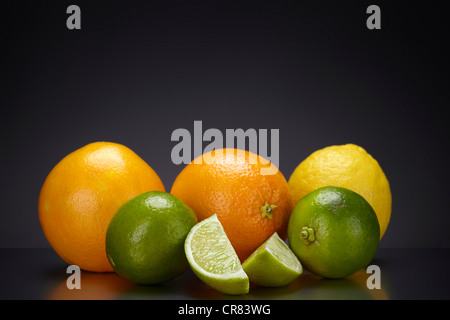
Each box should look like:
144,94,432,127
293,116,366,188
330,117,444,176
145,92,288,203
170,148,292,261
38,142,165,272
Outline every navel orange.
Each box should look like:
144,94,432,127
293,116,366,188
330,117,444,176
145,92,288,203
170,148,292,261
38,142,165,272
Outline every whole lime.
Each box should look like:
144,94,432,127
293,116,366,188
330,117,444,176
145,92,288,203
288,186,380,279
106,191,197,284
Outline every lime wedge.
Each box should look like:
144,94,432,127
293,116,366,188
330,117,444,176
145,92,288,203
184,214,249,295
242,232,302,287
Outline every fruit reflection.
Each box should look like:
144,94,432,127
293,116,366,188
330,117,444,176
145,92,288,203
47,270,133,300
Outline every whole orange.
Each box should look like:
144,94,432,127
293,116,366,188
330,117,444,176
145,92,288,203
38,142,165,272
170,148,292,261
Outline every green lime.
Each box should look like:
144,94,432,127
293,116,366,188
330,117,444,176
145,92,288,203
242,232,302,287
288,186,380,279
105,191,197,284
184,214,249,295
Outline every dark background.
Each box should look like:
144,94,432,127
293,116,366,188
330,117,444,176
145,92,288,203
1,1,448,249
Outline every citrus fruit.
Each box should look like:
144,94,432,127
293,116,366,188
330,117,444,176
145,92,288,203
242,232,302,287
288,144,391,239
184,214,249,295
38,142,165,272
171,148,292,261
105,191,197,284
288,186,380,279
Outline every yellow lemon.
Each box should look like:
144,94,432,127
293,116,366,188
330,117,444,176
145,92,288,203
288,144,391,239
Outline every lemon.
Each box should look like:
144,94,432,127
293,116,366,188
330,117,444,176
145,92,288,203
184,214,249,295
288,144,391,239
288,186,380,279
105,191,197,284
242,232,302,287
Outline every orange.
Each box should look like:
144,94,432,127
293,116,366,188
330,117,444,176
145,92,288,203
38,142,165,272
170,148,292,261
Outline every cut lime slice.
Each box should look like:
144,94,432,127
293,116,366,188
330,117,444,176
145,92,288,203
184,214,249,295
242,232,302,287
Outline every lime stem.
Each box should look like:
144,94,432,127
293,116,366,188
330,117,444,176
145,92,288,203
300,227,315,242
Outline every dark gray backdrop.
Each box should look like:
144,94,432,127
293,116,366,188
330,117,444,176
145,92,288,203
1,1,448,249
